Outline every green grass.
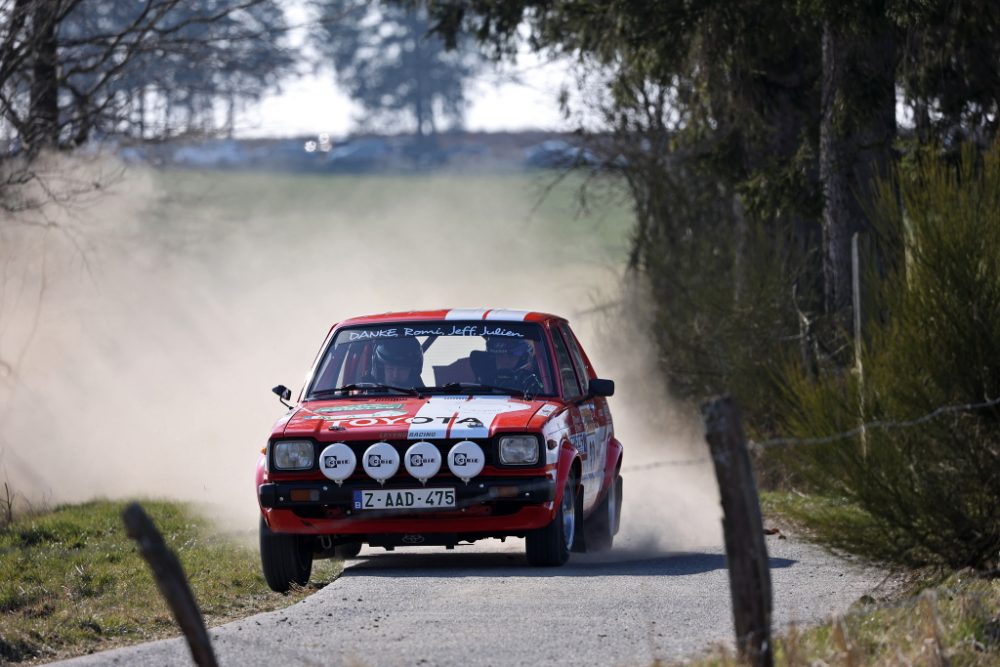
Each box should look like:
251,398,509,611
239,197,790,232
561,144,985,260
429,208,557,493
0,500,340,664
682,570,999,666
759,491,913,564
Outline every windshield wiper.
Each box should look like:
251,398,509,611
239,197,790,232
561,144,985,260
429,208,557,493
308,383,420,398
426,383,527,399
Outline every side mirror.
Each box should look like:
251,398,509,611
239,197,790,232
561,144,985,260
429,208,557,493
588,378,615,397
272,384,293,409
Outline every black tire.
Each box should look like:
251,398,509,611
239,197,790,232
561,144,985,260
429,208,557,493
525,475,577,566
613,474,623,535
334,541,363,559
259,516,313,593
584,474,622,552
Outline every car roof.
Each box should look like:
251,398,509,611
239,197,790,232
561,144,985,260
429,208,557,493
336,309,565,327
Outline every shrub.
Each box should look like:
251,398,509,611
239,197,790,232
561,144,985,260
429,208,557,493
776,140,1000,569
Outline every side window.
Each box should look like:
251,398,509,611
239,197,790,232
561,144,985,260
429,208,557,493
559,324,591,396
550,327,584,399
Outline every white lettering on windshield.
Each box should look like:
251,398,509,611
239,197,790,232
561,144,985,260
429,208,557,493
347,328,398,340
345,324,526,340
403,327,446,336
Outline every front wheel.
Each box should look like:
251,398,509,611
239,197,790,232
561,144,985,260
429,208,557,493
259,516,313,593
584,474,622,552
525,475,577,566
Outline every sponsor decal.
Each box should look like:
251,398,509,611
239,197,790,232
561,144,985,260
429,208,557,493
409,453,434,466
324,455,351,467
320,415,485,428
303,410,407,421
367,453,392,467
345,325,524,340
315,404,404,413
453,452,479,466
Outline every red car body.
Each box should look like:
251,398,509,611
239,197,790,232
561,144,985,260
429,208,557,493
256,309,622,590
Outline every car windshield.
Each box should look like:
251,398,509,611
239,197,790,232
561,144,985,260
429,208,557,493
306,321,556,398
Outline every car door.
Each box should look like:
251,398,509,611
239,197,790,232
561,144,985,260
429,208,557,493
550,322,603,511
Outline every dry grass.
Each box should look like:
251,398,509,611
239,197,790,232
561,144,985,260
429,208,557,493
0,499,341,664
675,555,999,666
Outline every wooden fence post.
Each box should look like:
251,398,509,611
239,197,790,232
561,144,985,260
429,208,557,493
702,396,773,667
122,502,219,667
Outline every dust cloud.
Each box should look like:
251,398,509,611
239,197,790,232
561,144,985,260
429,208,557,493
0,157,720,550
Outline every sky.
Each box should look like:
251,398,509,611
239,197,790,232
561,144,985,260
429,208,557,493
232,3,576,139
236,57,573,139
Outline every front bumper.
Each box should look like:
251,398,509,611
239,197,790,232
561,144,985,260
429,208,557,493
259,476,556,536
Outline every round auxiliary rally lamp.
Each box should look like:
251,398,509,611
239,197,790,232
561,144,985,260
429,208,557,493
363,442,400,484
404,441,442,484
447,440,485,483
318,443,356,486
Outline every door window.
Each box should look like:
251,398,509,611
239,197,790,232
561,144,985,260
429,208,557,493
550,327,584,399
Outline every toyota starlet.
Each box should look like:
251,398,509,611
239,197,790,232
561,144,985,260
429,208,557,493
257,308,622,591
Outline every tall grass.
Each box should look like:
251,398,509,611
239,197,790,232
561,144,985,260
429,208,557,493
776,140,1000,569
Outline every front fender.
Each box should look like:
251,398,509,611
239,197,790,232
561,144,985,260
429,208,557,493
255,454,268,513
552,442,582,508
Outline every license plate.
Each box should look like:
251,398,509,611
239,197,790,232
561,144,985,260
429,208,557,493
352,488,456,511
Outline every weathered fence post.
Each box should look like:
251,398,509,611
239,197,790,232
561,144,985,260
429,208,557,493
122,502,219,667
702,396,773,667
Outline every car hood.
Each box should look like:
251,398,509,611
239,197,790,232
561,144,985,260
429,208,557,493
277,395,562,442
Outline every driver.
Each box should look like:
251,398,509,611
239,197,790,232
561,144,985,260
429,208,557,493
486,337,542,394
373,337,424,387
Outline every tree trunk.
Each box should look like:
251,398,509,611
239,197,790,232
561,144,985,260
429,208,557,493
27,0,60,151
820,19,896,326
137,86,146,139
226,94,235,139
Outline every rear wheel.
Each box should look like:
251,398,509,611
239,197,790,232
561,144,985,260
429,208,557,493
526,475,577,566
584,474,622,552
259,516,313,593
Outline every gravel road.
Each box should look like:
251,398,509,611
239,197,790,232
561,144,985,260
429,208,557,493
50,531,888,667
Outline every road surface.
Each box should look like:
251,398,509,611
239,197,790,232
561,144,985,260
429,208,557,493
51,532,887,667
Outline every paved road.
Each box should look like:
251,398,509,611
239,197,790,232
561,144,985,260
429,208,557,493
51,533,887,667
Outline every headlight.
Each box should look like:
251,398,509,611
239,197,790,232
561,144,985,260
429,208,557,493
273,441,314,470
498,435,539,465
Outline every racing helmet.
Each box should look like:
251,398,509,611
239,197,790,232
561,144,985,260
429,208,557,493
373,337,423,378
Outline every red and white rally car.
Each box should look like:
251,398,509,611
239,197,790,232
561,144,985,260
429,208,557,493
257,309,622,591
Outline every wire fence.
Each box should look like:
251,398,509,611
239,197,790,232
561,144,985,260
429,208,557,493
621,394,1000,472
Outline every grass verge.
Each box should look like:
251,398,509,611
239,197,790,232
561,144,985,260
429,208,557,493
683,569,999,666
677,491,999,665
0,500,341,664
759,491,910,564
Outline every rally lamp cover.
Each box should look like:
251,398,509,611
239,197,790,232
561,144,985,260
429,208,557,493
447,440,485,483
318,443,356,485
404,441,442,483
362,442,400,484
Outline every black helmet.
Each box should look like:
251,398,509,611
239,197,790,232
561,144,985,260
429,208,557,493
374,337,423,369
